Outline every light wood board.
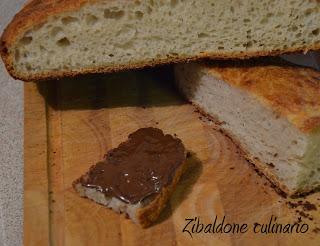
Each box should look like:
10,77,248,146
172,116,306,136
24,69,320,245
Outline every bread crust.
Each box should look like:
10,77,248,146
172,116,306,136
175,60,320,196
136,160,187,228
201,60,320,133
1,0,320,81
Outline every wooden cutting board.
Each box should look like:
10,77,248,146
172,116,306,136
24,68,320,246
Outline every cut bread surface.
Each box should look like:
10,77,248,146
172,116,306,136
1,0,320,81
74,182,142,222
174,61,320,196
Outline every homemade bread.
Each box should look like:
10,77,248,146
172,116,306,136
73,127,187,227
174,60,320,196
1,0,320,81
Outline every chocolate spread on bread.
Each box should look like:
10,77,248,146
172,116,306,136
80,127,185,204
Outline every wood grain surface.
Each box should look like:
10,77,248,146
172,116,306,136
24,68,320,246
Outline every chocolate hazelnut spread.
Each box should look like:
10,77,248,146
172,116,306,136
80,127,186,204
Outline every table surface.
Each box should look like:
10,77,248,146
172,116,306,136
0,1,25,246
24,71,320,246
0,1,319,246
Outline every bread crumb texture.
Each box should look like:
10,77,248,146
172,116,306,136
207,64,320,133
1,0,320,79
175,62,320,195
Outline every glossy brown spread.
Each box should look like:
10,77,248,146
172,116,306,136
80,127,185,204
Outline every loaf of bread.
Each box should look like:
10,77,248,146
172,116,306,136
1,0,320,81
174,60,320,196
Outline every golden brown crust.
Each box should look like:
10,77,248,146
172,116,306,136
0,0,92,80
136,160,187,228
2,46,320,82
1,0,320,81
1,0,97,44
204,60,320,133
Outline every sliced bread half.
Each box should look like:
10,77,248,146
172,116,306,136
1,0,320,81
174,60,320,196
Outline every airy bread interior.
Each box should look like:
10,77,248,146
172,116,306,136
6,0,320,79
74,182,142,223
174,63,320,195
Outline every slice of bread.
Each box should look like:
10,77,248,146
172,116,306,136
73,161,186,228
1,0,320,81
73,127,187,227
174,59,320,197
